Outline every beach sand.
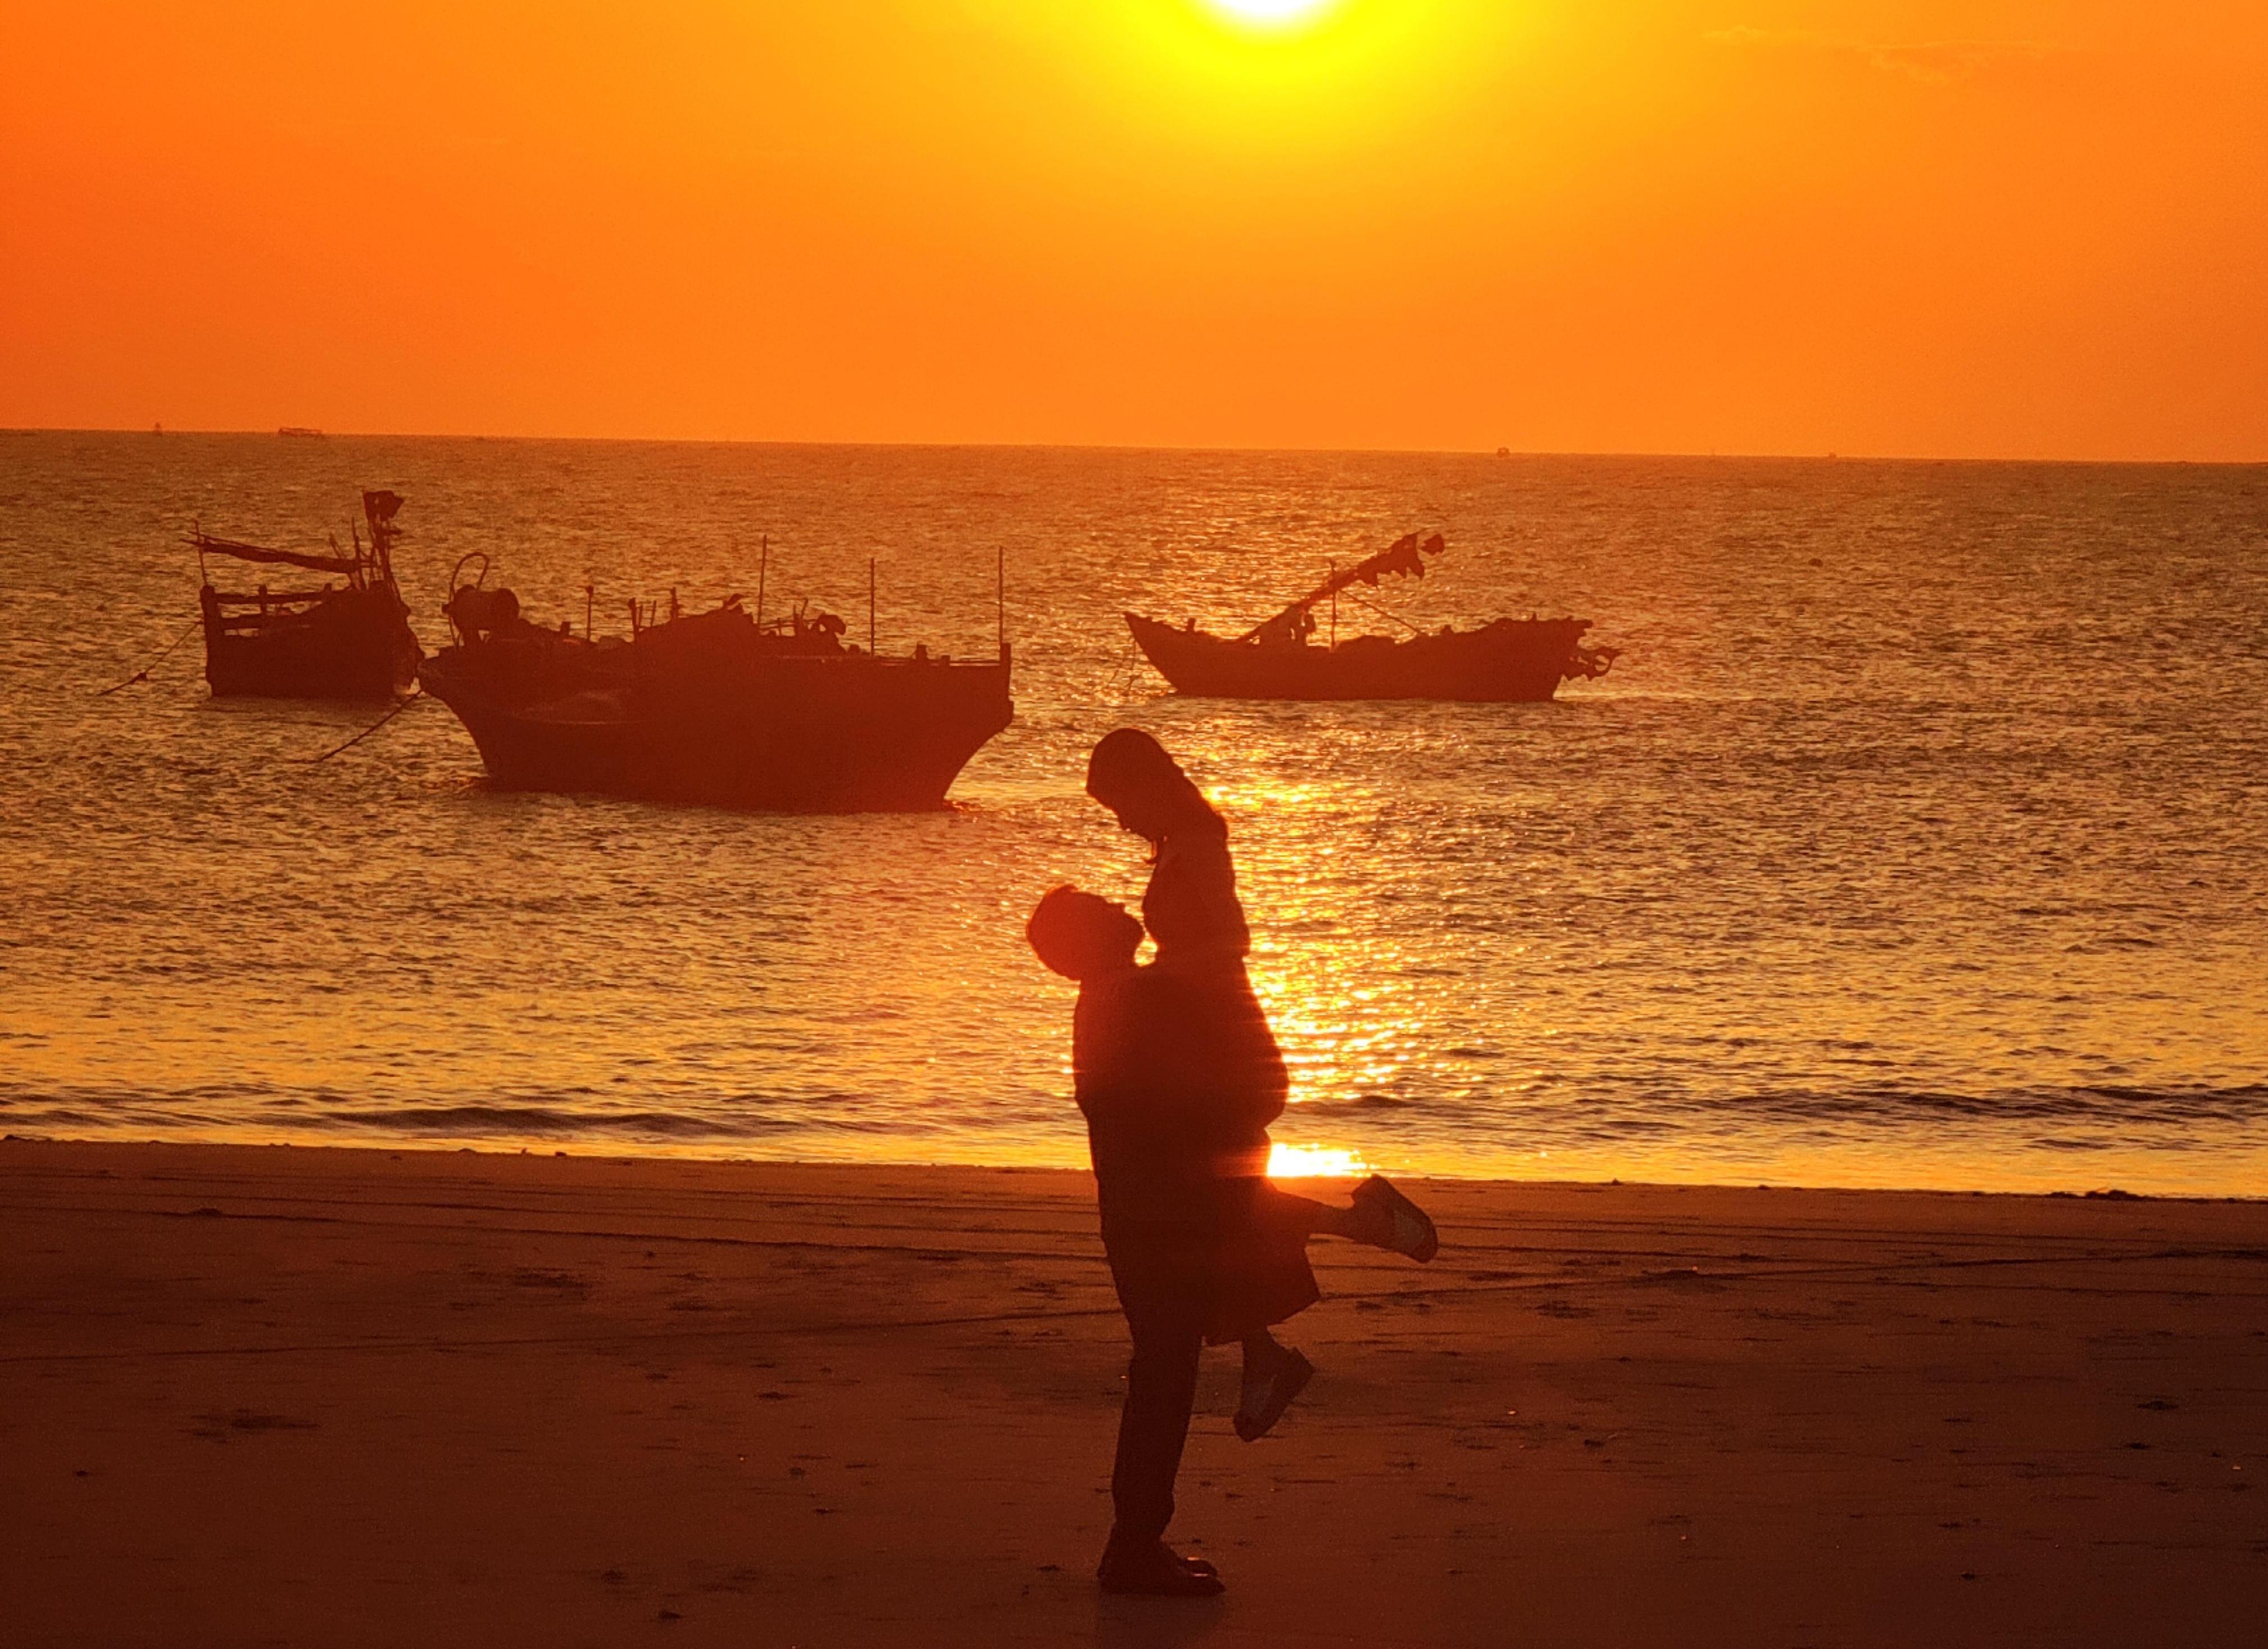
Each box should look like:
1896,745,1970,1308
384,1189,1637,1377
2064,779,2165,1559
4,1139,2265,1647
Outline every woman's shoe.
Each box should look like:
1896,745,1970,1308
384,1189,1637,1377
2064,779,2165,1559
1233,1347,1314,1442
1353,1175,1440,1262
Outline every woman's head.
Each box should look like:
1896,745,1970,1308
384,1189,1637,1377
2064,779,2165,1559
1085,728,1215,843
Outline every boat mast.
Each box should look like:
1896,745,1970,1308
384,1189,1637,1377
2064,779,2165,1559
1237,532,1441,644
868,557,877,654
359,489,405,591
756,534,768,629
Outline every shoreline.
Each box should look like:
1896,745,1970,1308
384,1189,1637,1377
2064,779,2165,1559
5,1128,2259,1206
8,1137,2267,1645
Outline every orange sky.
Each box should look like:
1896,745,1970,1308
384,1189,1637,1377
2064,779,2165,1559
4,1,2264,458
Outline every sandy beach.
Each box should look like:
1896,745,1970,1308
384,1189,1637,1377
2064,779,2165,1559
4,1139,2265,1647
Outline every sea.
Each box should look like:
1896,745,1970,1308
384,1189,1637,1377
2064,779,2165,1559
3,432,2264,1194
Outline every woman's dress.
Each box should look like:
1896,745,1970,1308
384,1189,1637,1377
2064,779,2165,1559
1143,811,1321,1343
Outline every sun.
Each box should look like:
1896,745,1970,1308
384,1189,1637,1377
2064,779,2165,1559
1207,0,1338,29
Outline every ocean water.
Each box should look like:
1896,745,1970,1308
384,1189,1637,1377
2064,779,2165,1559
2,432,2264,1194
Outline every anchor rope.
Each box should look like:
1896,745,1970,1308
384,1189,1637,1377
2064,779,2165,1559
93,617,203,696
307,691,425,764
1116,627,1145,701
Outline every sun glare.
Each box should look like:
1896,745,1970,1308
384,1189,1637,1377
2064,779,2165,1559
1268,1141,1369,1179
1208,0,1337,29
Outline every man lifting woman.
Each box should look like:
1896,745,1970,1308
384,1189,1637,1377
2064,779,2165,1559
1027,729,1441,1598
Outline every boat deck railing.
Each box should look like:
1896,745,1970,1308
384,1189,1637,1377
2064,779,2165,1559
202,585,353,633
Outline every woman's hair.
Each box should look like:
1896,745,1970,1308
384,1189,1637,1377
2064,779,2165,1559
1085,728,1219,844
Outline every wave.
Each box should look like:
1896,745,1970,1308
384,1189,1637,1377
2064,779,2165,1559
0,1082,996,1146
9,1077,2265,1147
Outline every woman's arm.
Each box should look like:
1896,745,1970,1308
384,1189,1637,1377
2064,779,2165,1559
1145,820,1252,960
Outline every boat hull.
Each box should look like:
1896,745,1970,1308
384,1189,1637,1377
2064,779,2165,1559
1126,612,1599,702
419,644,1013,813
201,584,421,700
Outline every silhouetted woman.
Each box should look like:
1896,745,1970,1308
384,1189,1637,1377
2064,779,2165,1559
1084,729,1440,1432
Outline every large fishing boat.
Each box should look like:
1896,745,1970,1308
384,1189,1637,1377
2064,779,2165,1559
193,490,422,699
1127,533,1617,703
417,559,1013,812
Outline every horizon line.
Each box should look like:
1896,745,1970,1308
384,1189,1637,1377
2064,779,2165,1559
5,424,2265,469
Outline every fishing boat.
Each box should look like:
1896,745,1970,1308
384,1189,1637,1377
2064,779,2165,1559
193,490,423,699
417,558,1014,812
1127,532,1617,703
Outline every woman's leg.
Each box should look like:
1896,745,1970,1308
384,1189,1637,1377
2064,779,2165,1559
1233,1323,1316,1441
1240,1327,1288,1394
1264,1185,1380,1244
1265,1179,1437,1257
1227,1200,1330,1403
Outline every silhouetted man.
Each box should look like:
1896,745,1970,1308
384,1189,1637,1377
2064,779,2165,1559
1027,885,1227,1597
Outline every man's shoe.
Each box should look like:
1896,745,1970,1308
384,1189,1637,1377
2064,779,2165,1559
1097,1540,1226,1597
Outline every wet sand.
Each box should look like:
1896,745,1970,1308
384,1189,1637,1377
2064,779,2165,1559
4,1139,2265,1647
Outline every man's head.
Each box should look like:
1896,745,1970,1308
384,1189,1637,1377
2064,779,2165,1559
1027,884,1143,982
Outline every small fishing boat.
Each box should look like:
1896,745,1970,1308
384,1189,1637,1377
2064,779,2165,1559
1127,532,1617,703
417,558,1014,812
193,490,423,699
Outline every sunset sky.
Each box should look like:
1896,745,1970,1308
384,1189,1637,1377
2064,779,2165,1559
4,1,2264,458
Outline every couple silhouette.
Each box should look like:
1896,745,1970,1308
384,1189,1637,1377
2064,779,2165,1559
1028,729,1441,1598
